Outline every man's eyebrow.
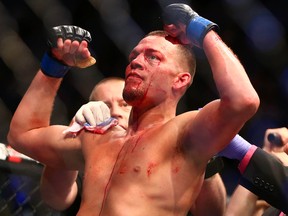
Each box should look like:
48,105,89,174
145,48,159,53
102,100,110,105
129,48,158,59
128,49,138,58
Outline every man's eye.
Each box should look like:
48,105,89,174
120,101,129,107
149,55,158,60
123,103,131,109
104,102,112,109
146,54,160,63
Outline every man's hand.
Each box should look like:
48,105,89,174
263,127,288,151
48,25,92,48
162,3,218,47
41,25,96,78
263,127,288,165
63,101,117,135
48,25,96,68
75,101,111,127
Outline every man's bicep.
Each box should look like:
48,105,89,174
12,125,82,169
184,101,243,158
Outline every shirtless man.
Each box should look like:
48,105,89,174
41,77,226,216
8,4,259,215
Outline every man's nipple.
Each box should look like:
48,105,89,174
133,166,141,173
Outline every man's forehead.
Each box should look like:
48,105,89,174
96,90,123,101
133,35,177,52
139,35,175,44
98,81,124,91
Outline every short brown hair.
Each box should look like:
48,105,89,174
145,30,196,84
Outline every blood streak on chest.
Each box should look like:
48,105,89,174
118,164,128,174
117,139,140,174
131,132,146,152
147,162,157,177
172,166,180,173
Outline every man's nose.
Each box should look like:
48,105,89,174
130,54,144,69
110,106,123,119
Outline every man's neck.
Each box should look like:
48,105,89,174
127,104,176,135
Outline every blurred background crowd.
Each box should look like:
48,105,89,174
0,0,287,156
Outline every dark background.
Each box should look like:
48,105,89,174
0,0,287,205
0,0,287,151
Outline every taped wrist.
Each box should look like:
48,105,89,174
40,52,71,78
186,16,218,48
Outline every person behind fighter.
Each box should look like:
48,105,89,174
218,129,288,214
40,77,131,212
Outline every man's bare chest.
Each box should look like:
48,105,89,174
82,128,173,179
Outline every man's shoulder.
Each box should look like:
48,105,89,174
82,125,126,139
169,110,198,125
154,111,198,138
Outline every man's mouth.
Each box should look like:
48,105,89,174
116,122,127,131
126,72,142,80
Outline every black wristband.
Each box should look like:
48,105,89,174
204,156,224,179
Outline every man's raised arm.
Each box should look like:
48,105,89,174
7,25,94,168
163,4,260,159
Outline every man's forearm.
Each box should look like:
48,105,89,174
203,31,259,119
41,166,79,210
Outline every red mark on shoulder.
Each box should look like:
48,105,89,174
147,163,157,177
172,166,180,173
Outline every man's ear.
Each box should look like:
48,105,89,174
173,72,191,90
